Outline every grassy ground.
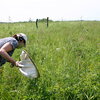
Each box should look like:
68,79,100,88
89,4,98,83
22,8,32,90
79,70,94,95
0,21,100,100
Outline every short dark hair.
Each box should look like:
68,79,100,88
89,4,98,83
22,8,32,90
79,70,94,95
13,34,26,46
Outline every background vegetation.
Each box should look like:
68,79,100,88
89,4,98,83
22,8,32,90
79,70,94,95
0,21,100,100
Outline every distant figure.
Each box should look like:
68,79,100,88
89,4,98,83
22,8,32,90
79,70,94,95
0,33,27,67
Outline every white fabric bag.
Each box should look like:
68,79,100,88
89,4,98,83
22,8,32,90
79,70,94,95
19,50,40,78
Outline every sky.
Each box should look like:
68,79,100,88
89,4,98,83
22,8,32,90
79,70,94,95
0,0,100,22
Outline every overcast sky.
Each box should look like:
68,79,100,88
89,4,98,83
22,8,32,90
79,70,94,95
0,0,100,22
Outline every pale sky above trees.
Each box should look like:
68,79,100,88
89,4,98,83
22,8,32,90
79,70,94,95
0,0,99,22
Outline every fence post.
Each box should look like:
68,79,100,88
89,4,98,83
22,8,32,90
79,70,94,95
36,19,38,28
47,17,49,27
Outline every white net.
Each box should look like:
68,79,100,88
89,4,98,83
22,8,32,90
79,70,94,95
19,50,40,78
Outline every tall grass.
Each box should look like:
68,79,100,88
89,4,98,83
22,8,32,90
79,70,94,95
0,21,100,100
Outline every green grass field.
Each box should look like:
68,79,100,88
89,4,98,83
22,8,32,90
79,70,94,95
0,21,100,100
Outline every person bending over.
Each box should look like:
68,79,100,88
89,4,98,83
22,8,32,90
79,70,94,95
0,33,27,67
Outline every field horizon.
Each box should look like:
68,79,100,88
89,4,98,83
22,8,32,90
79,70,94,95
0,21,100,100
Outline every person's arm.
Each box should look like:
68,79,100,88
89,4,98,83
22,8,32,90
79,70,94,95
0,42,16,66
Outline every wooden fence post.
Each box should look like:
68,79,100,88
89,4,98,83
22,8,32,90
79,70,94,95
36,19,38,28
47,17,49,27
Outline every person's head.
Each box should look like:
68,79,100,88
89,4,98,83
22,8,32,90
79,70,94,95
13,33,27,48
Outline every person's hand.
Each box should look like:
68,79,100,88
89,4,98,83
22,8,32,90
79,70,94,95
15,61,23,68
10,61,24,68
